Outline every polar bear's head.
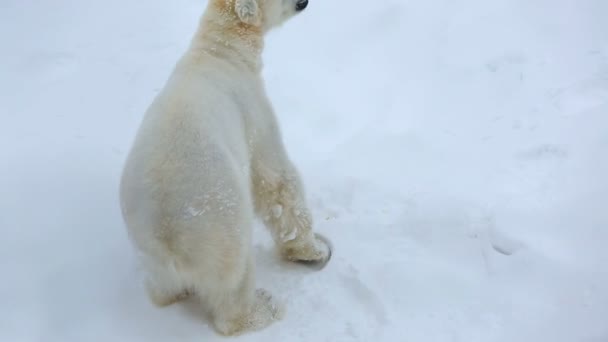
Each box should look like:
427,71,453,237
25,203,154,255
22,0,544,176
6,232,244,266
232,0,308,31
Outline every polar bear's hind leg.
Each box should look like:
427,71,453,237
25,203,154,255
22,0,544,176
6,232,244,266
204,257,284,336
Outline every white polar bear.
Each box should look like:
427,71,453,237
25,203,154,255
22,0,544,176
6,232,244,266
119,0,331,336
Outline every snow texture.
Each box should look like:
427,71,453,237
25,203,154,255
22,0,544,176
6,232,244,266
1,0,607,341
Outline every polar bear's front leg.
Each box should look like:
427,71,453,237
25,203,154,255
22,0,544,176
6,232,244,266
252,162,331,267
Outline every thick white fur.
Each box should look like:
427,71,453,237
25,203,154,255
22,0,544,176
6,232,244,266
119,0,329,336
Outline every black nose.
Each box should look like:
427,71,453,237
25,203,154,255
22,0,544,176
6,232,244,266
296,0,308,11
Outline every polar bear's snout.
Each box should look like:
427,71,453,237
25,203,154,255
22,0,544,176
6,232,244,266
295,0,308,11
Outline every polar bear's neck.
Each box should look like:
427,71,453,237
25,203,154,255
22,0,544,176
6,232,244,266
188,10,265,72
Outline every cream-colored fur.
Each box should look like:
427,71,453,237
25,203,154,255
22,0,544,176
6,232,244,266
119,0,330,336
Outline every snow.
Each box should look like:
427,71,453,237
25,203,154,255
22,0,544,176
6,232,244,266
1,0,607,341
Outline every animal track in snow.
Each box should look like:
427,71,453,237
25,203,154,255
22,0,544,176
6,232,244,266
516,144,568,161
339,266,388,326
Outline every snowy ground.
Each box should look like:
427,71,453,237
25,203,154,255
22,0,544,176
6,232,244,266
1,0,607,341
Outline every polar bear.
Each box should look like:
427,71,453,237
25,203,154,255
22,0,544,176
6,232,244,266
119,0,331,336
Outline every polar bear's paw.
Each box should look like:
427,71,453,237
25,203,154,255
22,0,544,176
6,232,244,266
248,288,285,327
213,289,284,336
148,288,191,307
282,233,332,270
145,277,192,307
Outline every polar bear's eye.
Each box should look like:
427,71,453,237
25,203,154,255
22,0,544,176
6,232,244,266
295,0,308,11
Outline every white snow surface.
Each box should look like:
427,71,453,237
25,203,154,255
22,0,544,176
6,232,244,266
1,0,608,341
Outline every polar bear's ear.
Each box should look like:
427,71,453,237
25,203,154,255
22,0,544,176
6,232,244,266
235,0,262,26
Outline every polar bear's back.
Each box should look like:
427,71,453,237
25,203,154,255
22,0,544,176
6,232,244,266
120,61,256,272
